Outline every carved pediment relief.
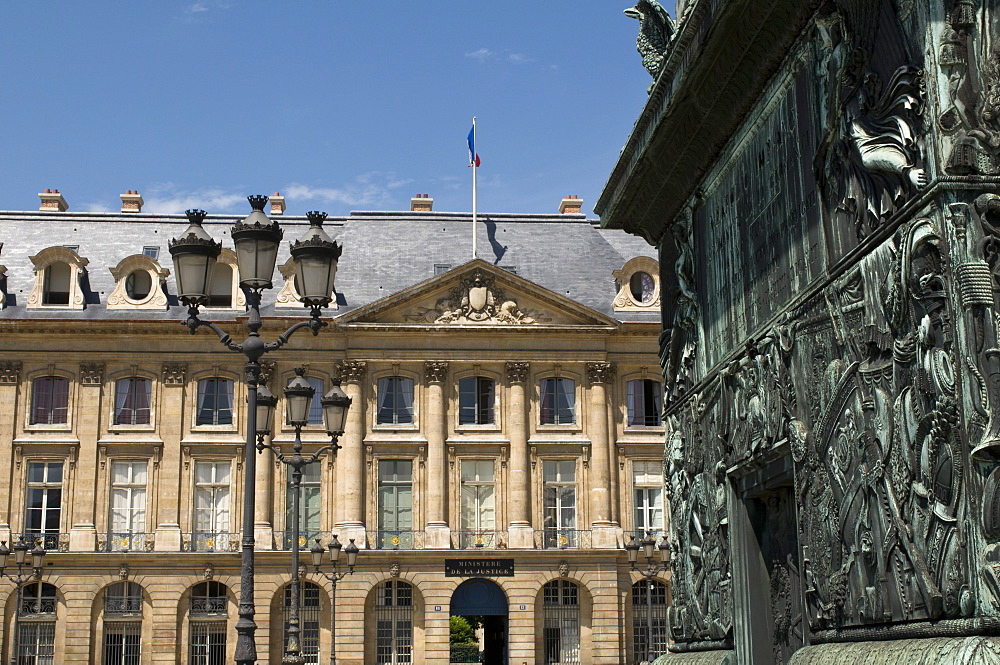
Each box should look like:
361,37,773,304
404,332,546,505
338,260,617,328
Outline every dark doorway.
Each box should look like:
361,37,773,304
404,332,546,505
451,578,509,665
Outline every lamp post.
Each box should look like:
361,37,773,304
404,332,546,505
168,198,342,665
310,534,359,665
0,537,46,665
625,531,670,664
256,369,353,664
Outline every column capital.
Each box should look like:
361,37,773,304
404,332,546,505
587,362,616,385
425,361,449,383
80,362,105,386
161,363,187,386
339,360,368,384
506,361,530,384
0,361,21,385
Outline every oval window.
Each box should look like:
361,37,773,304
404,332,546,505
629,271,656,304
125,270,152,300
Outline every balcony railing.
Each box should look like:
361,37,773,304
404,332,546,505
534,529,592,550
182,532,241,553
20,532,69,552
367,530,425,550
451,530,508,550
272,530,325,551
99,532,155,553
626,529,665,542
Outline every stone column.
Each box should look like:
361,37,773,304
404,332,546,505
587,362,616,548
337,361,367,545
424,361,450,548
254,362,276,550
69,362,105,551
505,361,533,548
154,362,186,551
0,362,21,543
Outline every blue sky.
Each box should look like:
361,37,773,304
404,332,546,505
1,2,659,217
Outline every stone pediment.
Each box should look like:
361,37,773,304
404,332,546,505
337,260,617,327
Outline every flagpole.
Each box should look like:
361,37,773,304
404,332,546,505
472,117,478,261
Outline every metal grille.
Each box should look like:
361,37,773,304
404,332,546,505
189,621,227,665
542,580,580,665
368,530,424,550
102,621,141,665
631,580,669,664
16,622,55,665
105,582,143,616
375,581,413,664
190,582,228,617
283,583,321,664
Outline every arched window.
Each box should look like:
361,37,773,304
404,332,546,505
376,377,414,425
114,377,152,425
375,580,413,664
30,377,69,425
458,376,495,425
15,581,57,665
283,583,321,664
631,579,669,664
542,580,581,664
207,263,233,308
102,582,143,664
190,581,228,665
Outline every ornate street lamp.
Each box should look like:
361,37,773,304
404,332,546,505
257,368,352,664
0,537,46,664
625,531,670,664
310,534,359,665
168,196,342,665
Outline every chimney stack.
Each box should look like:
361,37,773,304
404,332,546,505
120,189,144,213
270,192,286,216
411,194,433,212
38,189,68,212
559,195,583,215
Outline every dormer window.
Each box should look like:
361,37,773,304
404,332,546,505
27,246,89,310
108,255,170,310
612,256,660,311
208,264,233,308
43,262,71,305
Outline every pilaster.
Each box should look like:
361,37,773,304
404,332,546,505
154,362,185,551
0,361,21,541
69,362,104,551
424,361,450,548
337,361,367,545
587,362,616,548
505,361,533,548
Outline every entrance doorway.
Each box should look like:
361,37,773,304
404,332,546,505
451,578,508,665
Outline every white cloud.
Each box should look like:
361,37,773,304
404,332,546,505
283,173,413,210
187,3,210,12
507,53,533,65
141,184,246,214
79,201,114,213
465,48,495,62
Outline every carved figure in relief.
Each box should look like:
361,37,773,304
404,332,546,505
663,207,699,405
401,270,549,324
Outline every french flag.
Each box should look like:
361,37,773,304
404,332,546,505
467,123,481,167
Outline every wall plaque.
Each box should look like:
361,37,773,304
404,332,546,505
444,559,514,577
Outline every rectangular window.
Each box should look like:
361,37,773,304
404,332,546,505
434,264,451,275
194,462,231,550
543,461,577,547
196,379,234,426
189,622,227,665
539,378,575,425
458,377,495,425
141,246,159,259
25,462,62,550
633,460,664,537
110,461,147,539
17,621,56,665
30,377,69,425
627,379,663,427
376,377,414,425
114,378,152,426
103,622,141,665
460,460,495,547
285,462,321,547
285,375,324,425
378,460,413,549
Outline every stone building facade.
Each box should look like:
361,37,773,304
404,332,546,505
601,0,1000,663
0,193,663,663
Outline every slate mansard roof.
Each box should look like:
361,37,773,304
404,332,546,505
0,206,658,324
